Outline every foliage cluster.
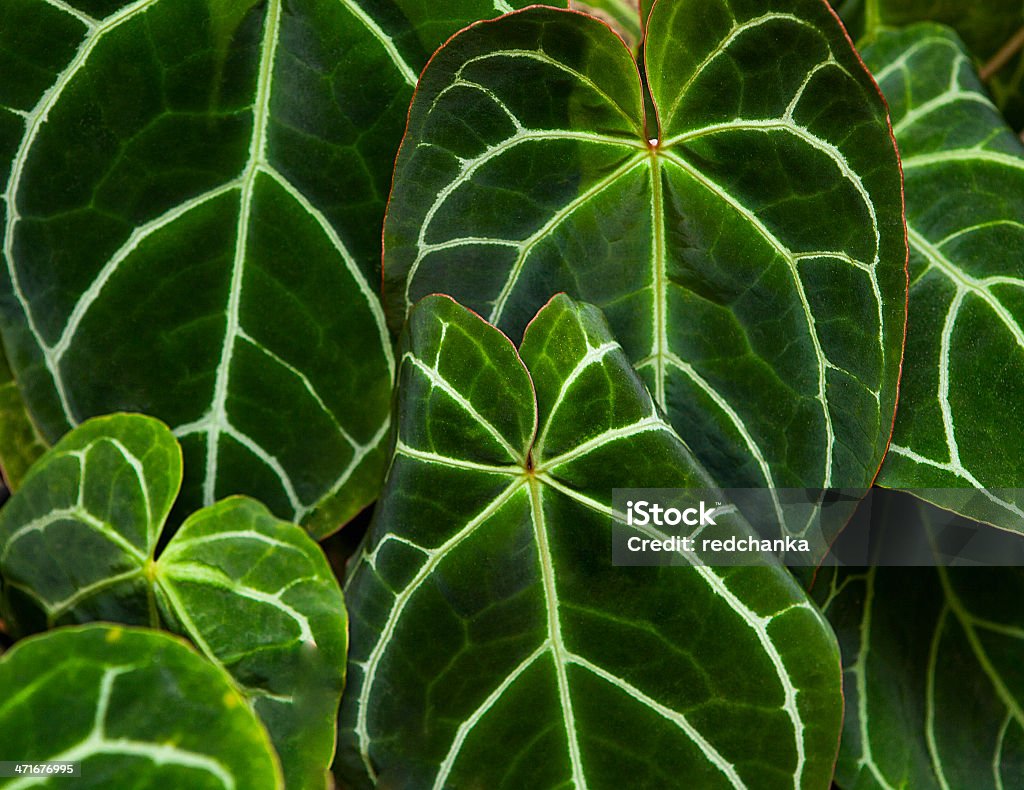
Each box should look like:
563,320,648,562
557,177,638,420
1,0,1023,787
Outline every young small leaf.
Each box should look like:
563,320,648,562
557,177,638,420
0,414,347,789
338,294,842,789
157,498,348,790
0,624,283,789
0,413,181,632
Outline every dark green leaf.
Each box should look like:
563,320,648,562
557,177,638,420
0,345,46,491
866,26,1024,531
0,414,181,634
0,414,347,789
0,0,563,533
840,1,1024,129
157,498,348,790
337,294,842,788
816,499,1024,789
382,2,907,544
0,624,282,789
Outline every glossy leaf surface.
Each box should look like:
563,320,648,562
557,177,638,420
0,624,282,789
157,498,348,790
867,27,1024,529
383,2,907,540
0,414,181,634
0,0,559,532
338,294,842,788
0,414,347,789
817,500,1024,789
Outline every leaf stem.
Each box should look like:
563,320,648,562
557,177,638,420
981,25,1024,82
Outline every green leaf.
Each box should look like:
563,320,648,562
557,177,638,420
816,501,1024,789
0,414,182,634
865,26,1024,530
0,345,46,491
0,0,564,532
337,294,842,788
381,2,907,543
569,0,643,52
842,1,1024,129
156,498,348,790
0,623,283,789
0,414,347,789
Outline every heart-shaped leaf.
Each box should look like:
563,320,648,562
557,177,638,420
815,498,1024,789
865,26,1024,530
337,294,842,788
0,0,563,533
0,624,283,789
155,498,347,790
382,1,907,543
0,414,347,789
837,1,1024,129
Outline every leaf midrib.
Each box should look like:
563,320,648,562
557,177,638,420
366,341,809,785
200,0,283,510
469,128,836,501
527,476,586,786
5,0,402,522
415,130,883,502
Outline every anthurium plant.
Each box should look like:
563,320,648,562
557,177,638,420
1,0,1022,787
